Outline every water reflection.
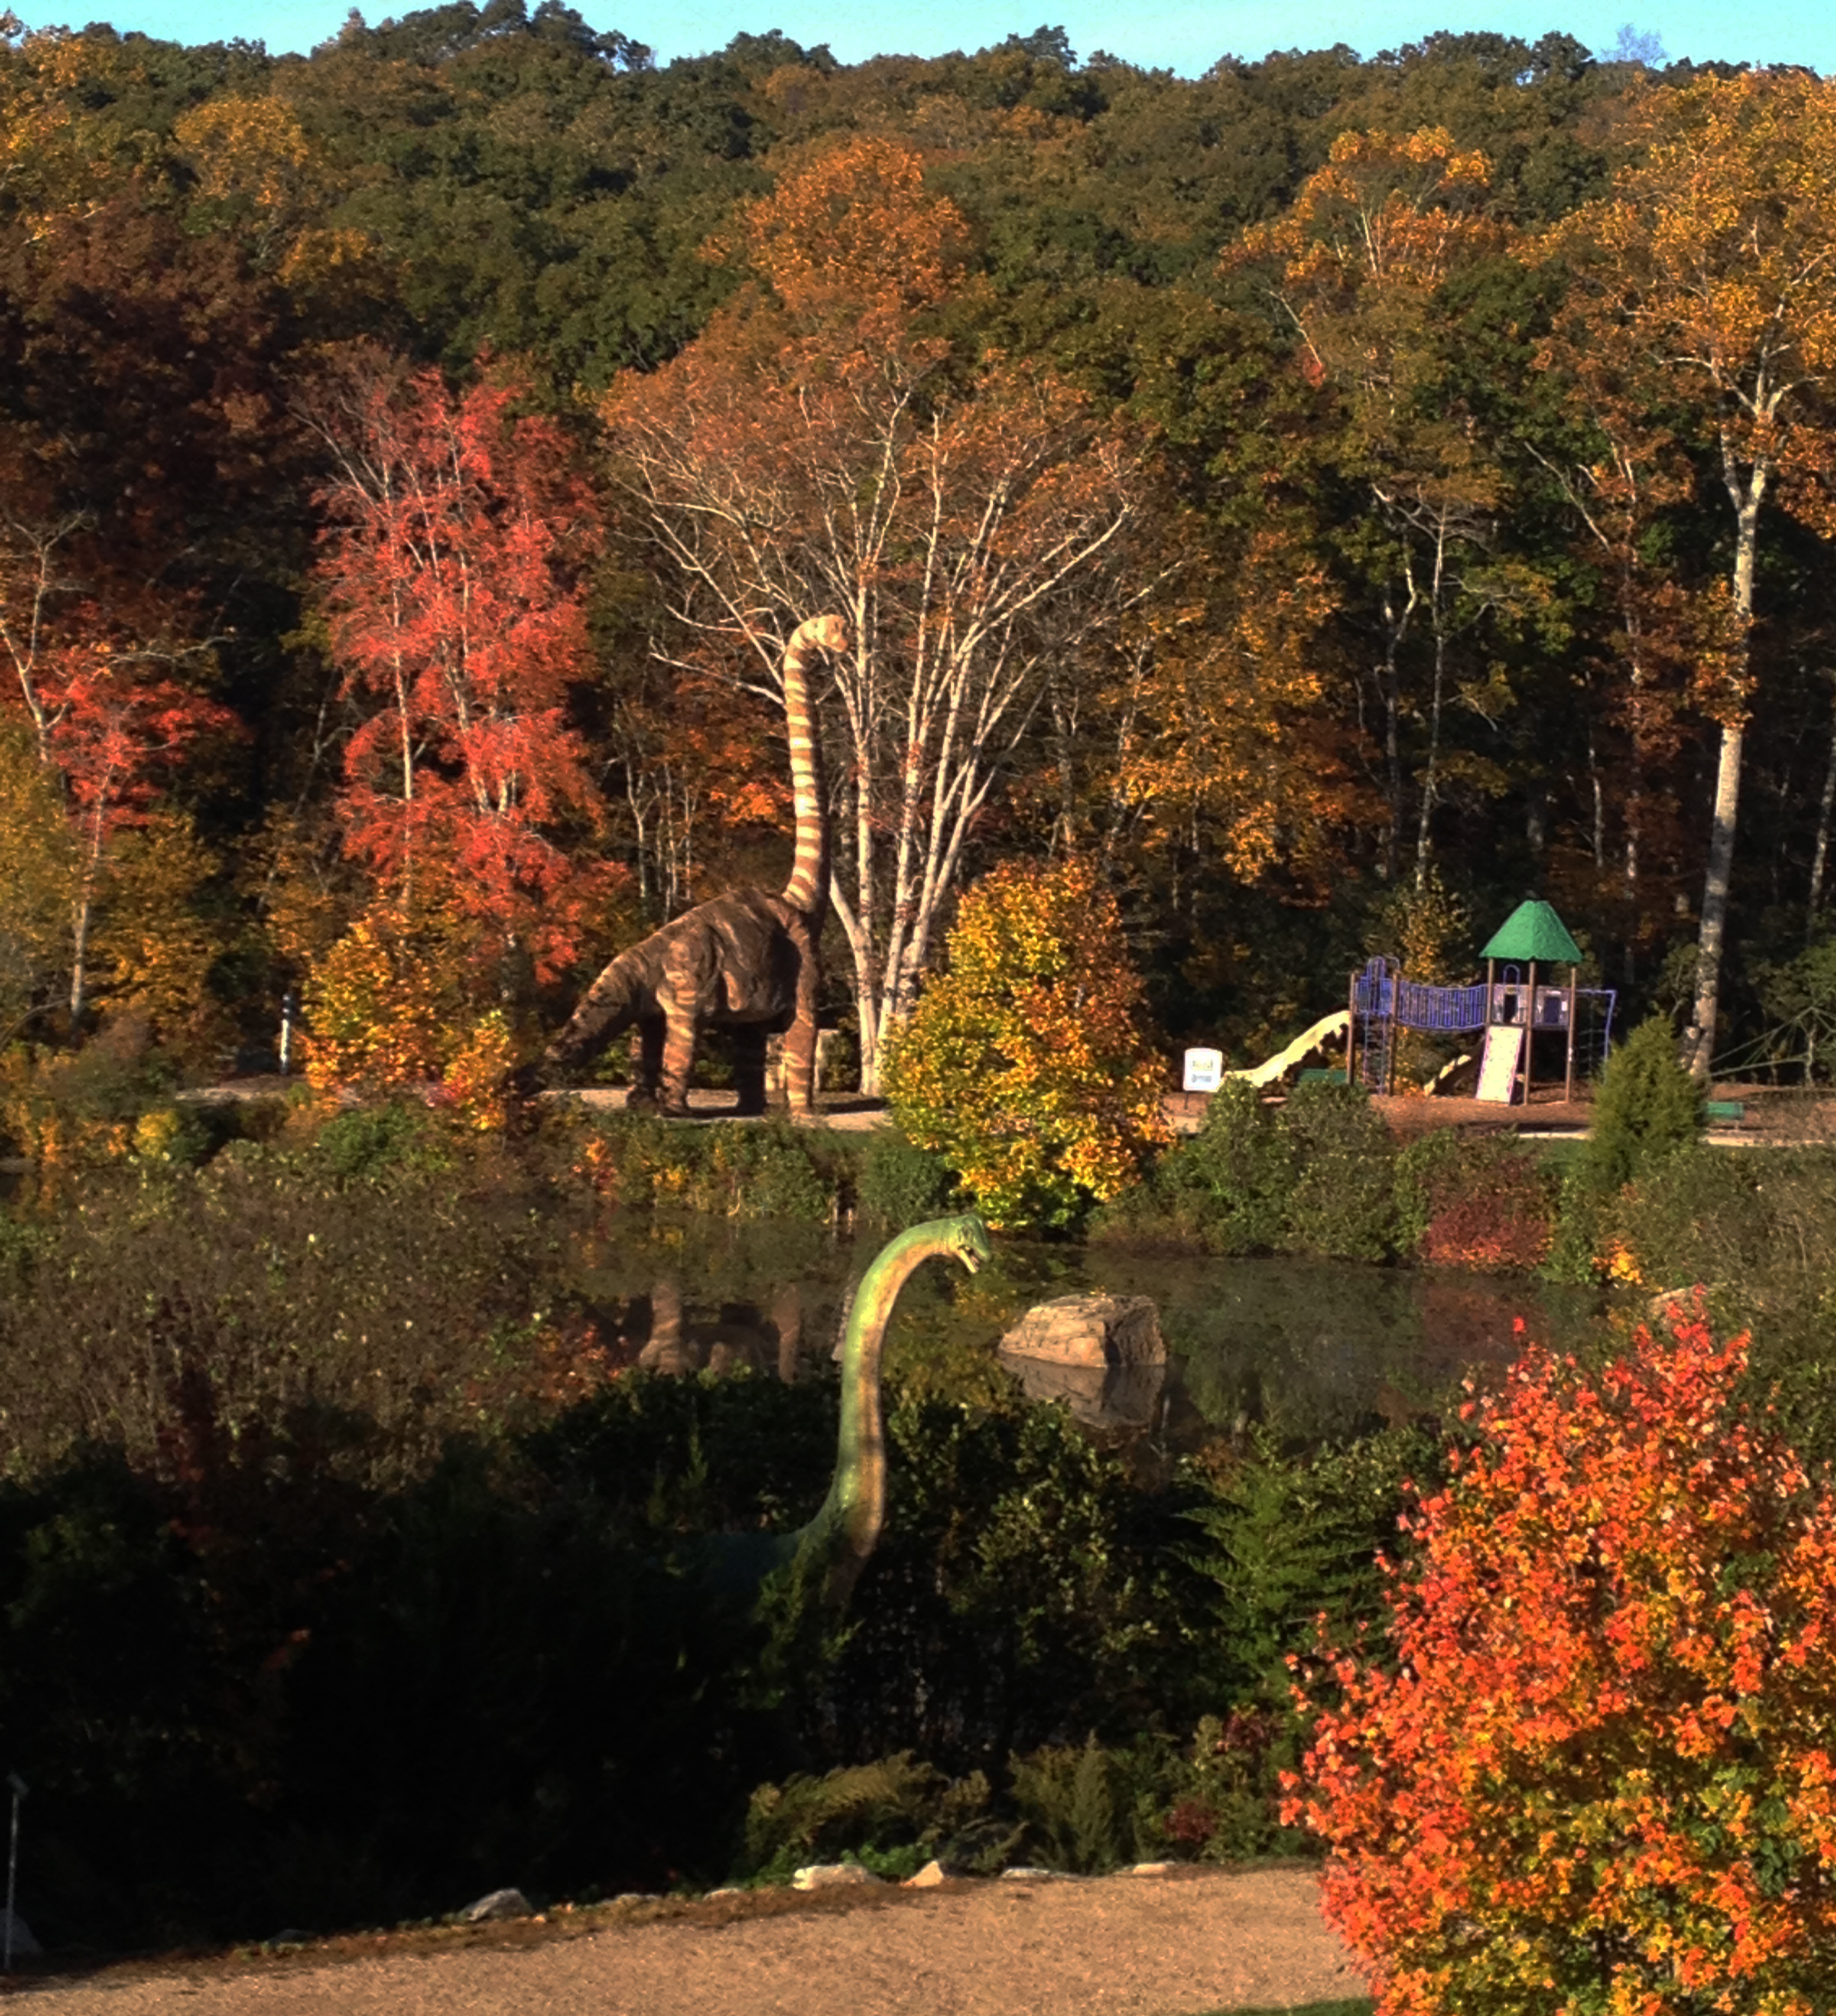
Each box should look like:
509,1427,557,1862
551,1216,1608,1450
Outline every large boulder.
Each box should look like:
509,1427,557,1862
998,1293,1164,1370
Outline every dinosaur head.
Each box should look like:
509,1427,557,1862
942,1213,993,1274
807,613,850,656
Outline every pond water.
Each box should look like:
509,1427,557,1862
555,1214,1608,1452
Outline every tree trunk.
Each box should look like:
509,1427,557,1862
68,886,92,1033
1687,721,1744,1078
1687,459,1766,1082
1808,675,1836,938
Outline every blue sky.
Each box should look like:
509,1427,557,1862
17,0,1832,78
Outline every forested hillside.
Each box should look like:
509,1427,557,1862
2,7,1831,1086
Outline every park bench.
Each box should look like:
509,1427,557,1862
1703,1099,1746,1130
1296,1066,1349,1087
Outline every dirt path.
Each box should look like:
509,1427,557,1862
19,1868,1366,2016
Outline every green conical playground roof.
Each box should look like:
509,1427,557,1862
1481,900,1582,965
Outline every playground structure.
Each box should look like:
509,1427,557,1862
1349,901,1616,1101
1189,902,1618,1104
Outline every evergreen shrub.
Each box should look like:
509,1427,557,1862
1148,1078,1295,1252
1576,1012,1705,1195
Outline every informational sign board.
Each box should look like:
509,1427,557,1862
1183,1047,1224,1094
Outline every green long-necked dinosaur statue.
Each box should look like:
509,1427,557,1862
692,1214,992,1613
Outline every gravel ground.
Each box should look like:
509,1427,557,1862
14,1867,1367,2016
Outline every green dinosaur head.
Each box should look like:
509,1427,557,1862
940,1212,993,1274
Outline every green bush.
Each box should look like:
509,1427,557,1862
856,1125,958,1226
1575,1013,1704,1196
1150,1079,1295,1253
739,1754,1004,1883
553,1109,843,1223
1010,1735,1130,1872
313,1098,453,1181
1280,1081,1397,1262
1182,1423,1445,1709
1605,1145,1836,1465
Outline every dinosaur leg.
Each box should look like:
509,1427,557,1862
656,1005,698,1118
626,1018,665,1115
781,916,820,1114
731,1024,769,1116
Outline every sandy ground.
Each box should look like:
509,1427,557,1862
14,1868,1366,2016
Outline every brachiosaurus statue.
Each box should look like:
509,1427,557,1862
539,614,848,1116
693,1214,993,1612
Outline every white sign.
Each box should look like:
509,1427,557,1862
1183,1047,1224,1093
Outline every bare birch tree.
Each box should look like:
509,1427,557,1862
601,140,1150,1090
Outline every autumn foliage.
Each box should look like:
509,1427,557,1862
1287,1311,1836,2014
301,902,519,1125
306,347,615,984
881,856,1168,1228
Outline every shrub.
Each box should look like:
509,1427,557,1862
739,1754,1000,1883
1148,1079,1295,1253
0,1018,176,1167
1287,1311,1836,2016
856,1124,958,1226
1576,1012,1704,1196
881,857,1168,1232
559,1110,838,1222
312,1099,452,1181
1393,1130,1556,1272
1280,1081,1396,1262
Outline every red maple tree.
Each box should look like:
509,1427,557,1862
304,346,614,983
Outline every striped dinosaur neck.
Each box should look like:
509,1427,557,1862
804,1214,990,1606
779,614,844,918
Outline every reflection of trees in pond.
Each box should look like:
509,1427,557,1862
1061,1256,1605,1445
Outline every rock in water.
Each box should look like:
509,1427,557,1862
998,1294,1163,1370
460,1888,532,1923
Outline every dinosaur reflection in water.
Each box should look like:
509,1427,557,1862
631,1277,806,1381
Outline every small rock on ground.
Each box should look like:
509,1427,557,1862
903,1861,948,1888
460,1888,532,1923
792,1864,880,1891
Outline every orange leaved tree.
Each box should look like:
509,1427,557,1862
303,345,616,991
880,856,1168,1229
1288,1309,1836,2014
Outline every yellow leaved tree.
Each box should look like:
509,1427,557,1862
881,856,1168,1229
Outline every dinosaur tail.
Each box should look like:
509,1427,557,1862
544,948,641,1071
780,614,846,917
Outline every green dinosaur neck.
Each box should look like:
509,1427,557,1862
800,1221,962,1601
